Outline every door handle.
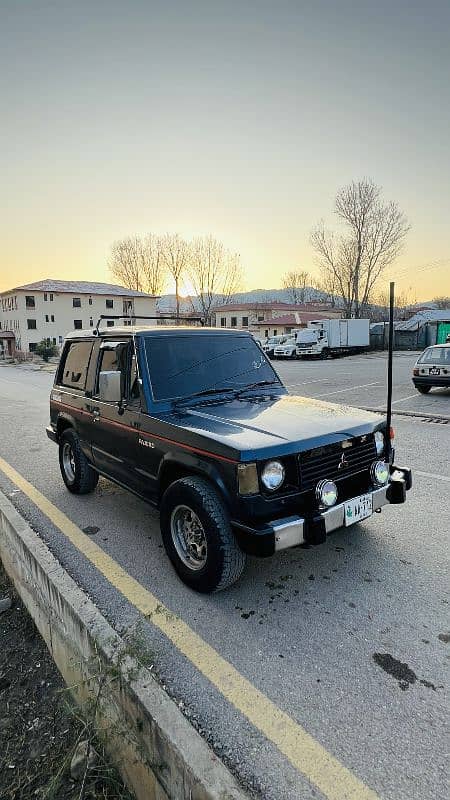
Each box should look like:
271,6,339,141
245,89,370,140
92,410,100,422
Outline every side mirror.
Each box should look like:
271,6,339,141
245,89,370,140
98,371,122,403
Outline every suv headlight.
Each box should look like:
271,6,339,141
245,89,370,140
374,431,385,456
371,460,389,486
261,460,285,491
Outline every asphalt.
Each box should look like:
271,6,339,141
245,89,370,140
0,357,448,800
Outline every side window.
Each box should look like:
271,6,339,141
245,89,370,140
59,341,94,390
96,341,138,402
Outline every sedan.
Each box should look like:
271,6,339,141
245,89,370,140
412,345,450,393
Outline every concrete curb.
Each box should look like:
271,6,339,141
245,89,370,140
0,491,247,800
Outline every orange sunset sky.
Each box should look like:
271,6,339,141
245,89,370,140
1,1,449,301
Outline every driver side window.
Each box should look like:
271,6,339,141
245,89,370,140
95,341,139,403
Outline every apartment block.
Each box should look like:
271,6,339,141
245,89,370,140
0,279,158,356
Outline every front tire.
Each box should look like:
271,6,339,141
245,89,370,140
59,430,99,494
160,477,246,592
415,384,431,394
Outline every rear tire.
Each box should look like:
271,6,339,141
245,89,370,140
59,430,99,494
416,384,431,394
160,476,246,592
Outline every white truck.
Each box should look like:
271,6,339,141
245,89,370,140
296,319,370,358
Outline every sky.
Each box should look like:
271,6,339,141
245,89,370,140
1,0,449,300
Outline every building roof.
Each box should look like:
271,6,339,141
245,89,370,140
395,310,450,331
252,311,340,327
4,279,157,298
213,301,335,313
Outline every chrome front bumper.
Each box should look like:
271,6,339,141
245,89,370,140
272,477,408,552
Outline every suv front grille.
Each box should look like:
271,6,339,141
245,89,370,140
299,436,377,490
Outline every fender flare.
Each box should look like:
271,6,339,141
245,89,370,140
157,451,233,509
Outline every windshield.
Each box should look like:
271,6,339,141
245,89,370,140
143,333,282,401
418,346,450,364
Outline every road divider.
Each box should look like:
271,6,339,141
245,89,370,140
0,455,381,800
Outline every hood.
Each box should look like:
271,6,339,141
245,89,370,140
169,394,385,460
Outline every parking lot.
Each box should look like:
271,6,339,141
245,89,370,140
0,355,448,800
273,350,450,419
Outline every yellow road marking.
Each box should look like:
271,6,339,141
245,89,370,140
0,455,380,800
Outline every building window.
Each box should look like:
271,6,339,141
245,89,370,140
50,294,53,301
73,320,83,329
230,317,237,327
45,314,49,322
106,320,114,327
89,318,94,327
123,319,132,326
52,337,57,345
106,298,114,309
273,329,277,336
88,297,93,305
220,317,226,327
58,336,63,344
242,316,249,327
51,314,54,322
123,299,133,314
27,319,37,329
257,314,264,322
29,342,37,352
44,293,47,301
25,296,35,308
73,298,81,308
265,330,269,338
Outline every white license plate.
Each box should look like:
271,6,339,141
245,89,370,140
344,493,373,526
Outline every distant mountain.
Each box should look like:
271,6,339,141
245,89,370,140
157,286,334,312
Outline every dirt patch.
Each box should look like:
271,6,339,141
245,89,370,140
0,564,134,800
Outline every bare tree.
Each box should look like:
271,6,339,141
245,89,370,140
373,285,417,321
109,235,166,295
432,296,450,309
187,237,243,320
311,179,410,318
282,270,311,304
160,233,190,318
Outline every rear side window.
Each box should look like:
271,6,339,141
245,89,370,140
58,341,94,390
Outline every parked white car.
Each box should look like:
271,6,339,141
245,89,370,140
273,337,297,359
262,335,288,358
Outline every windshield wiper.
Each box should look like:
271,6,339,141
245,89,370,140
174,386,237,407
235,380,281,396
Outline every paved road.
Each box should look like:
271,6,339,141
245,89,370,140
0,364,448,800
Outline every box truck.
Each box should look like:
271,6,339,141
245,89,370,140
296,319,370,358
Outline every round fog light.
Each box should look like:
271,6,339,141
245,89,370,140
261,460,285,491
371,460,389,486
316,479,338,507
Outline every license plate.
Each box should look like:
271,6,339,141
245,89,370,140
429,367,440,375
344,493,373,526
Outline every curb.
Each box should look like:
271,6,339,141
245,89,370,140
0,491,247,800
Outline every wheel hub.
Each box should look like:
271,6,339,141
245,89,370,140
170,505,207,571
62,442,76,482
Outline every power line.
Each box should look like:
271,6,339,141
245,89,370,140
385,258,449,281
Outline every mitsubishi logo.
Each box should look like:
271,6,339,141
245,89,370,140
337,453,349,470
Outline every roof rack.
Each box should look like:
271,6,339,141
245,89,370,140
93,314,205,335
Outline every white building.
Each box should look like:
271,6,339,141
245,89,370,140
0,279,158,356
212,302,341,334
